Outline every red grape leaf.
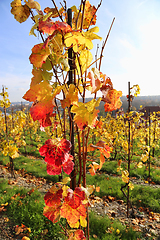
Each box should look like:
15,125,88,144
65,187,85,209
39,19,72,35
68,229,86,240
46,163,62,175
44,189,62,207
39,139,74,175
43,205,61,223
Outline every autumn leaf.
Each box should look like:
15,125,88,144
39,139,74,175
43,205,61,223
24,0,41,11
71,99,101,130
87,68,101,93
60,201,86,228
61,84,78,108
44,7,64,18
23,81,55,127
64,31,94,53
11,0,30,23
39,19,72,35
65,187,85,209
76,50,93,75
71,1,97,30
137,162,143,168
44,188,63,207
122,170,129,183
89,162,99,176
103,89,122,112
68,229,86,240
29,43,50,68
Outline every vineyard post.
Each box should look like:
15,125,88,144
127,81,131,217
148,108,151,181
67,8,76,190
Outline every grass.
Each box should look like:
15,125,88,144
0,179,64,240
0,154,58,183
89,211,143,240
87,174,160,213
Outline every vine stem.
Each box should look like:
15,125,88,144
99,17,115,71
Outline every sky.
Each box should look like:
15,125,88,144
1,0,160,102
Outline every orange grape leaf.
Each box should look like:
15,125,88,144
99,154,105,170
60,201,86,228
23,81,53,102
71,1,97,30
83,1,97,29
30,68,43,87
29,43,50,68
11,0,30,23
44,7,64,18
23,81,55,126
61,84,78,108
103,89,122,112
89,162,99,176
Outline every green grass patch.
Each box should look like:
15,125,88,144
0,154,58,183
89,211,143,240
0,179,63,240
87,173,160,213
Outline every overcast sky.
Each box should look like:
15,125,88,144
1,0,160,102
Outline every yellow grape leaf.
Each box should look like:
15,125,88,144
140,152,148,162
11,0,30,23
83,26,102,41
24,0,41,11
30,67,53,87
62,177,71,185
64,31,93,53
71,99,101,130
122,170,129,183
29,43,50,68
76,50,93,75
128,182,134,190
116,229,120,235
80,216,87,228
137,162,143,168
